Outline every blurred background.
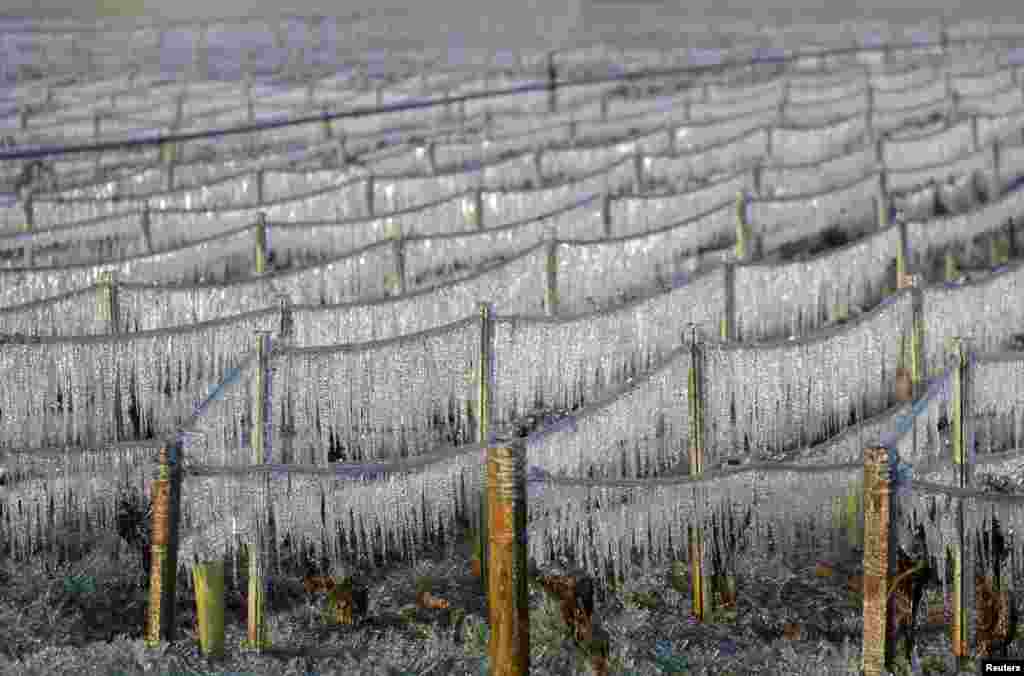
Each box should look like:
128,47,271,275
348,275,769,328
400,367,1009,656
1,1,1021,52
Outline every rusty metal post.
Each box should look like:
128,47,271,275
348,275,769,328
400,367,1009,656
861,446,899,676
145,442,183,645
487,440,529,676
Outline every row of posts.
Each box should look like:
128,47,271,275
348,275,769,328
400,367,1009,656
21,31,1022,188
83,137,1013,339
144,329,276,651
137,316,527,673
13,90,1015,270
141,328,981,674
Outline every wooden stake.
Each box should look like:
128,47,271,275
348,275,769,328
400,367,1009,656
734,192,754,261
876,170,890,230
865,81,875,145
254,212,267,275
544,226,559,316
487,441,529,676
949,337,976,662
547,51,557,114
192,560,225,658
145,443,183,645
601,192,612,237
388,224,406,295
722,263,735,341
633,152,644,193
140,202,153,254
473,187,484,229
244,332,273,652
860,446,899,676
990,139,1003,200
476,303,494,605
96,270,119,333
19,188,33,267
944,251,959,282
687,331,710,621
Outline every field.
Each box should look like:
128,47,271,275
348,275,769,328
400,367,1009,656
2,8,1024,676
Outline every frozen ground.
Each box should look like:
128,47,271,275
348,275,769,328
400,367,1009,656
0,5,1022,676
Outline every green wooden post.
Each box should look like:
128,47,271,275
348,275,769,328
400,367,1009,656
735,192,757,261
949,338,976,666
18,187,33,267
864,80,875,145
633,152,644,193
990,139,1003,201
96,271,120,333
140,202,153,254
544,227,559,317
944,251,959,282
686,330,711,621
243,332,273,652
877,169,890,231
601,192,612,237
477,303,494,607
426,142,437,175
254,212,267,275
911,280,924,393
721,263,735,341
161,140,176,192
192,560,225,658
366,176,375,217
473,188,484,229
385,222,405,295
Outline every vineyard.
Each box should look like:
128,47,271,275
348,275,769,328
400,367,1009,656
1,12,1024,676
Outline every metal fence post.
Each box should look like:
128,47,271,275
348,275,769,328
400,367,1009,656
487,439,529,676
860,445,899,676
145,441,183,645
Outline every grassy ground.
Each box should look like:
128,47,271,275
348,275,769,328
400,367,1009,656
0,496,1021,676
